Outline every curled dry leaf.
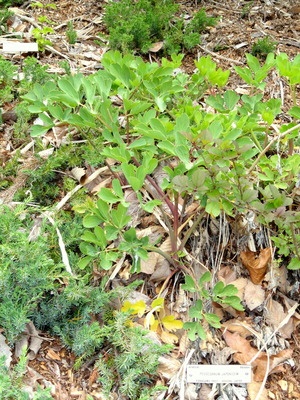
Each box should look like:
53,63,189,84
160,330,179,344
244,280,265,311
265,298,295,339
70,167,86,182
141,252,159,274
247,382,268,400
240,247,272,284
0,333,12,367
254,348,293,382
149,41,164,52
223,331,293,381
218,266,237,285
222,317,255,338
158,356,181,379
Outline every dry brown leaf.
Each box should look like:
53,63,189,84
218,266,237,285
46,348,61,361
240,247,272,284
149,41,164,52
70,167,85,182
223,331,258,364
247,382,268,400
224,331,293,382
244,281,265,310
222,317,255,338
141,252,159,274
254,349,293,382
150,260,171,281
178,331,189,355
15,322,43,360
265,298,295,338
228,277,248,300
158,356,181,379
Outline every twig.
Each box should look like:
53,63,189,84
198,45,244,65
247,123,300,174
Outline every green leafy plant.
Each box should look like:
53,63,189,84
96,311,170,400
66,21,77,45
0,56,17,105
182,272,244,340
22,50,300,273
0,0,25,7
241,1,253,19
0,347,53,400
32,26,54,51
103,0,217,54
0,204,65,343
251,36,277,58
0,9,13,35
30,2,56,50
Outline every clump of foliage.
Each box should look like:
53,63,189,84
0,9,13,35
251,36,277,58
96,311,170,400
0,348,53,400
22,50,300,279
0,56,17,105
0,0,25,8
103,0,218,54
0,204,64,343
66,21,77,44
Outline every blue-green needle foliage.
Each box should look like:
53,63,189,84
103,0,218,54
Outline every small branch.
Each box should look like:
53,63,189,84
247,123,300,174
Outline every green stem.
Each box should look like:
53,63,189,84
247,123,300,174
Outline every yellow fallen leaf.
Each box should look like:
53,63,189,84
160,330,179,344
151,297,164,309
162,315,183,331
121,300,146,317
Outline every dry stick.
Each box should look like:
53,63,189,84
198,45,244,65
247,123,300,175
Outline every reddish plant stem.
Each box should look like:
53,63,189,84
131,156,176,216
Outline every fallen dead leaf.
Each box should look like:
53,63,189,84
244,280,265,310
228,277,248,300
218,266,237,285
254,349,293,381
0,333,12,367
158,356,181,379
265,298,295,338
149,41,164,52
223,330,258,364
46,348,61,361
222,317,255,338
240,247,272,284
247,382,268,400
223,331,293,381
141,252,159,274
160,330,179,344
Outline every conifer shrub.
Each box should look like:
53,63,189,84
103,0,218,54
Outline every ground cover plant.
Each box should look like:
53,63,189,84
102,0,218,54
0,38,299,400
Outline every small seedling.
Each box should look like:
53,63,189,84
251,36,277,58
66,21,77,45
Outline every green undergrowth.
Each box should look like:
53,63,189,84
102,0,218,54
0,348,53,400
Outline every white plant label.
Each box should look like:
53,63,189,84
3,42,38,53
186,365,252,384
